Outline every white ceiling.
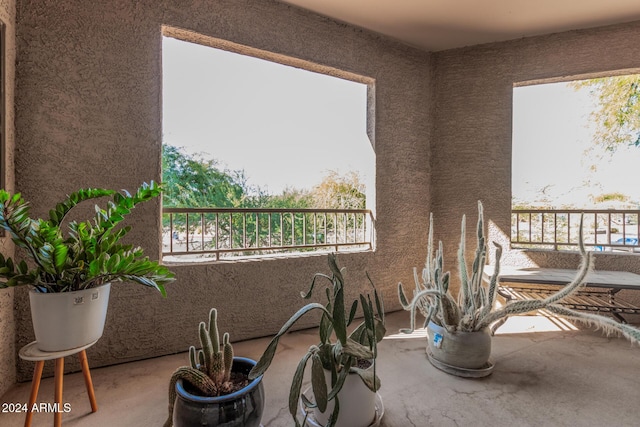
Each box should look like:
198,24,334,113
281,0,640,51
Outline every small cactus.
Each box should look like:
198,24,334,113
164,308,235,427
191,308,233,384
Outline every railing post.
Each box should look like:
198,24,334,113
186,213,190,253
215,213,219,261
169,214,174,254
200,213,205,251
553,212,558,251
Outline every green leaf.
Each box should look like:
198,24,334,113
311,353,328,413
347,299,358,326
373,318,386,343
300,393,315,409
360,294,374,332
371,281,384,322
53,245,68,272
327,253,344,284
332,285,347,345
319,300,332,344
327,398,340,427
351,366,381,392
289,350,313,420
342,338,374,360
249,303,331,379
88,260,100,277
301,273,332,299
107,254,121,272
326,358,352,401
48,209,60,224
17,260,28,275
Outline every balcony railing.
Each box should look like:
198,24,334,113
512,209,640,252
162,207,374,261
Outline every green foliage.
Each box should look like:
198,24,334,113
256,187,313,209
0,182,174,294
162,145,366,210
398,201,640,343
571,75,640,152
162,146,368,256
162,145,255,208
248,254,385,427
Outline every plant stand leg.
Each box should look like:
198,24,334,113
54,358,64,427
24,360,44,427
78,350,98,412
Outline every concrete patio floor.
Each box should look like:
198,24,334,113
1,310,639,427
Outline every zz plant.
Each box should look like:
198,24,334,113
0,181,174,294
398,201,640,343
249,254,385,427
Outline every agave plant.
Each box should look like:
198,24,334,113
0,181,174,294
398,201,640,343
249,253,385,427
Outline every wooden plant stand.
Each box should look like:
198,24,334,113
19,341,98,427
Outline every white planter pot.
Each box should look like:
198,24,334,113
29,283,111,352
313,367,377,427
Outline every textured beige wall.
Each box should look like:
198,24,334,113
0,0,15,398
431,21,640,316
13,0,431,380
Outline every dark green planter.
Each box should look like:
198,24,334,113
173,357,265,427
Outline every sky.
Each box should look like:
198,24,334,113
163,36,638,210
162,36,375,199
512,80,640,208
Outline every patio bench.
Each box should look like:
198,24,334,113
482,266,640,323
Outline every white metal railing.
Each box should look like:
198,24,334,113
163,207,374,260
511,209,640,252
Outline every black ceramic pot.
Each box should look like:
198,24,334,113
173,357,265,427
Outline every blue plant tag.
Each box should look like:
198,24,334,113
433,333,443,349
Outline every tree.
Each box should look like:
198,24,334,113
161,147,369,255
253,187,313,209
162,145,257,208
310,170,366,209
162,146,367,210
571,75,640,152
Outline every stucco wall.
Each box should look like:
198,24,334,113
0,0,15,398
14,0,431,380
431,21,640,314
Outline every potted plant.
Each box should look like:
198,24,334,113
0,181,175,351
398,201,640,377
248,254,385,427
164,308,265,427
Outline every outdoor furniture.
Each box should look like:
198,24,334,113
483,266,640,323
19,341,98,427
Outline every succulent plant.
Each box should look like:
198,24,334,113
398,201,640,343
248,253,385,427
164,308,235,427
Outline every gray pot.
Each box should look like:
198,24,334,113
29,283,111,352
426,321,491,369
